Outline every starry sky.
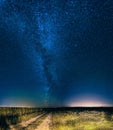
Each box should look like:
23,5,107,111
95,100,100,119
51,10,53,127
0,0,113,107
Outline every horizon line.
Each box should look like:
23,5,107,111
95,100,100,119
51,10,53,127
0,105,113,108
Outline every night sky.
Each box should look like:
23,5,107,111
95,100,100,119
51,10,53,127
0,0,113,107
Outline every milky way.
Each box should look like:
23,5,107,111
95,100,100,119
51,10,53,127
0,0,113,107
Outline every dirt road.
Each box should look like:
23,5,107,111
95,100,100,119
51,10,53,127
10,114,45,130
35,114,51,130
10,113,51,130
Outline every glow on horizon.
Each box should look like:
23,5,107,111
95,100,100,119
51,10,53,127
68,98,112,107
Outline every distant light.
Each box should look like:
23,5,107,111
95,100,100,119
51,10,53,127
69,100,111,107
68,96,112,107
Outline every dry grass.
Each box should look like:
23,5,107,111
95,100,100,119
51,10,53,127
50,111,113,130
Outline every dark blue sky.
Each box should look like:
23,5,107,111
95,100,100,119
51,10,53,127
0,0,113,107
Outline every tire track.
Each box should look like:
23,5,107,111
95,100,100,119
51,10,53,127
34,114,51,130
9,113,45,130
24,114,48,130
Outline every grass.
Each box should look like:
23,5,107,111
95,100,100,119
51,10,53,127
1,107,113,130
50,110,113,130
0,107,44,130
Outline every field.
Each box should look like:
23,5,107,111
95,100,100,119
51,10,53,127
0,107,48,130
0,107,113,130
51,107,113,130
